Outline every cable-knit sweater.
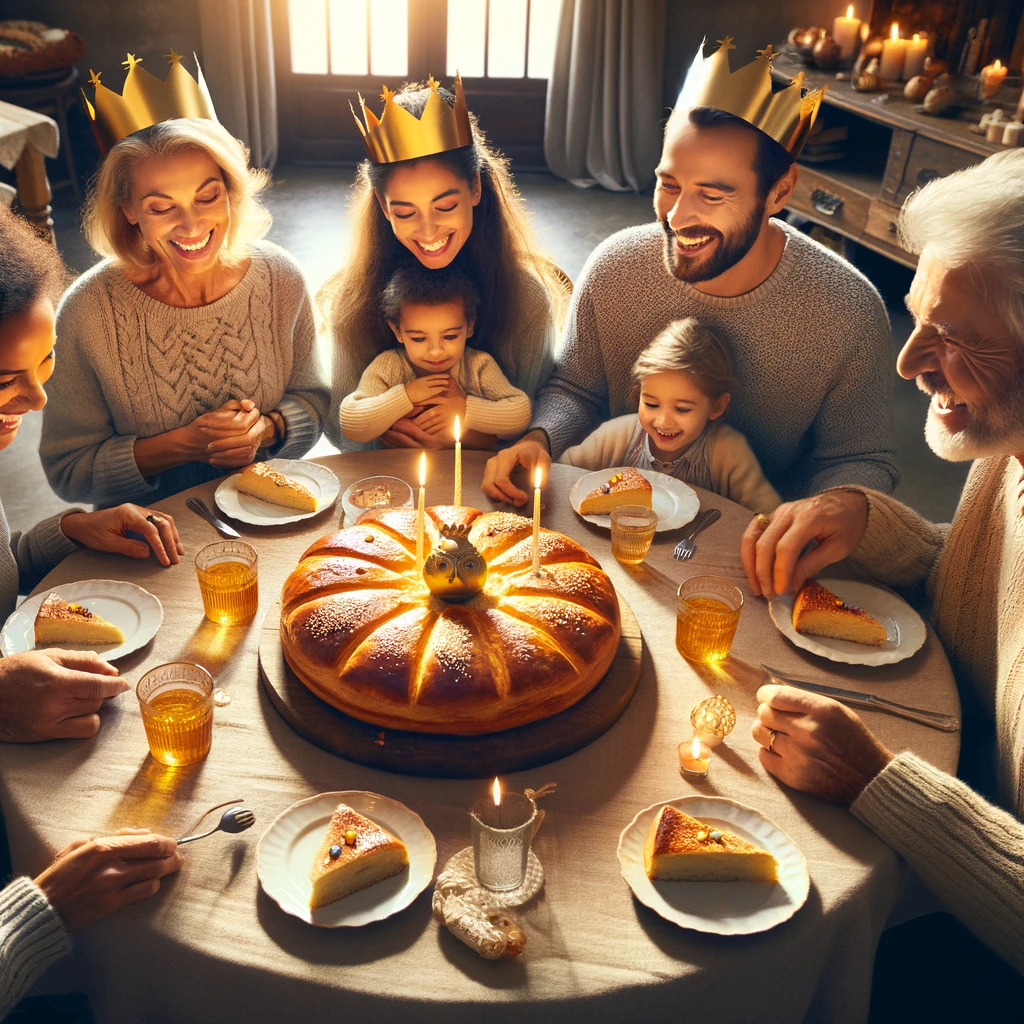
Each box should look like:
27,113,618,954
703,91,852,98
844,456,1024,972
531,220,898,499
40,241,330,506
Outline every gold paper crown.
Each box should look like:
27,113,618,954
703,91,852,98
83,50,218,153
351,74,473,164
676,38,825,157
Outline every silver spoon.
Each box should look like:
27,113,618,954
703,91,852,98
177,806,255,845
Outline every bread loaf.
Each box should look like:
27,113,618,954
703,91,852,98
280,506,621,734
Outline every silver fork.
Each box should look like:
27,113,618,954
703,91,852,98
673,508,722,560
185,497,241,539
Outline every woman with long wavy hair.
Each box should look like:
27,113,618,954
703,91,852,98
322,80,567,451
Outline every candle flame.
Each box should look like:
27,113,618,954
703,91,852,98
534,465,542,489
691,736,702,758
913,33,920,41
890,22,899,40
994,59,1003,70
492,776,501,806
453,415,460,443
419,451,426,486
846,4,853,18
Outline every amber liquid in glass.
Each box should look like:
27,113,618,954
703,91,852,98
676,596,741,663
197,559,258,624
610,518,657,565
140,687,213,766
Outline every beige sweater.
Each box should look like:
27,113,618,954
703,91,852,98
340,347,532,444
845,456,1024,972
559,414,782,512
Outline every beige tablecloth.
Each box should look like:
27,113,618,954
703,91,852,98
0,452,960,1024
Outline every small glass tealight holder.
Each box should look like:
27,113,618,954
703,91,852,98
470,793,538,891
678,735,712,778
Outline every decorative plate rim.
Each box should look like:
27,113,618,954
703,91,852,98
569,467,700,532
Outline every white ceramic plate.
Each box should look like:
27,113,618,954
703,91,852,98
569,468,700,532
617,796,809,936
215,460,340,526
257,790,436,927
1,579,163,661
768,577,927,666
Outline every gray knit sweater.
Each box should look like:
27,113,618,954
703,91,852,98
532,220,898,499
40,241,330,506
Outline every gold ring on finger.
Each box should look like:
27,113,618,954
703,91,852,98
755,513,772,529
767,728,777,753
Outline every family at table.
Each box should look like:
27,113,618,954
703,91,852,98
0,44,1021,1017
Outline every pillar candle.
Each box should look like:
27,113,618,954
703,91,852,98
879,23,906,80
1003,121,1024,146
903,34,928,79
453,415,462,507
531,465,542,575
980,59,1008,100
416,452,426,571
832,5,861,59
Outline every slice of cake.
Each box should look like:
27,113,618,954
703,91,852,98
238,462,318,512
309,803,409,909
792,579,887,646
644,804,777,883
579,468,652,515
34,593,124,646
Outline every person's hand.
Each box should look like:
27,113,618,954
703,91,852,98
188,399,261,441
741,490,869,597
412,381,467,439
751,684,893,806
0,650,127,742
481,436,550,506
204,413,274,467
404,374,452,407
61,506,183,567
35,829,184,932
381,420,449,450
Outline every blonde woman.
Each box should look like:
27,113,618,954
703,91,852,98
40,119,329,506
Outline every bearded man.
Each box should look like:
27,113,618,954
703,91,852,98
483,43,898,505
744,149,1024,996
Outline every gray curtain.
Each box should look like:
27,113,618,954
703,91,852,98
545,0,666,192
198,0,278,169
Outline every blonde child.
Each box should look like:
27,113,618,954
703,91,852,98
560,317,781,512
340,266,531,446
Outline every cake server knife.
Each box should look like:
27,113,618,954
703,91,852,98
760,664,960,732
185,497,241,539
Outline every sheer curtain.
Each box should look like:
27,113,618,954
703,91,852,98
544,0,666,192
198,0,278,169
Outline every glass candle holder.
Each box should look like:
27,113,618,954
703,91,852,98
137,662,214,767
610,505,658,565
195,540,259,625
470,793,538,891
675,575,743,663
690,694,737,748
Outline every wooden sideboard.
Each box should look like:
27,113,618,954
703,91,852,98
783,60,1006,267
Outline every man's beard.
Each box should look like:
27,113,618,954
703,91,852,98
661,198,766,283
919,367,1024,461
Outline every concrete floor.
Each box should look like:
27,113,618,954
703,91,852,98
2,166,968,535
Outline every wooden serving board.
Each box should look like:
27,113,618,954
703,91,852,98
259,594,644,779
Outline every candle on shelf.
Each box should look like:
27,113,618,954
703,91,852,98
416,452,426,571
903,33,928,79
531,465,542,575
879,23,907,80
453,415,462,507
1003,121,1024,146
832,5,861,60
678,735,712,777
980,59,1008,100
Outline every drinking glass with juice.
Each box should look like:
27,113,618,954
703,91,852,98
195,540,259,624
676,576,743,663
137,662,214,766
610,505,659,565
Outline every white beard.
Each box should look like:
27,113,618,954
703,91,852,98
922,379,1024,462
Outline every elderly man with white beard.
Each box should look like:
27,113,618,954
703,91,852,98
742,149,1024,1000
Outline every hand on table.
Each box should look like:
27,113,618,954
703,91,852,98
35,828,183,932
741,490,869,597
751,684,893,806
0,650,127,742
61,505,183,567
481,436,550,506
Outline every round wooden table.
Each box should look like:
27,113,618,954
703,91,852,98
0,451,960,1024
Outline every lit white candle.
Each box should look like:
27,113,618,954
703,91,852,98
492,776,502,827
879,23,907,81
416,452,426,571
453,415,462,507
832,5,861,59
980,59,1008,100
903,33,928,79
531,465,542,575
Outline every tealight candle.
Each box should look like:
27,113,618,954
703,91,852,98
902,33,928,79
832,5,861,60
470,777,537,891
531,465,542,575
980,59,1008,100
879,23,906,81
1003,121,1024,146
678,735,712,777
453,415,462,506
416,452,426,571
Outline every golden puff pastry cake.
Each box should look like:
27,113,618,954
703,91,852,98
792,579,887,646
34,593,124,646
578,468,652,515
238,462,318,512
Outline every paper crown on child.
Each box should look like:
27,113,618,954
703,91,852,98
675,37,826,158
82,50,218,153
351,74,473,164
